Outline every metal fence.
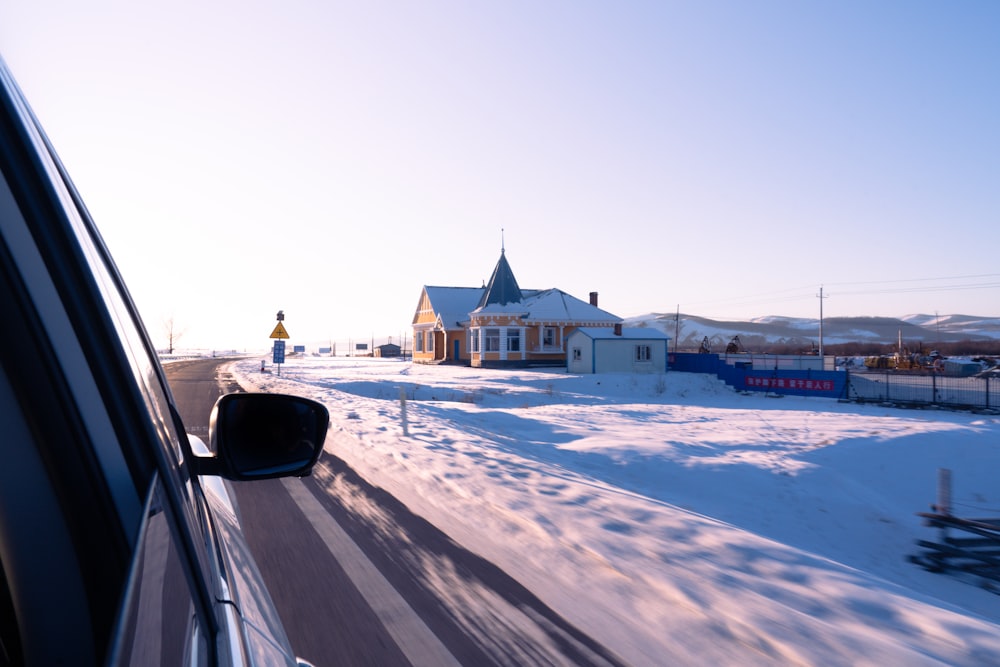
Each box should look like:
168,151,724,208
846,371,997,411
671,353,997,411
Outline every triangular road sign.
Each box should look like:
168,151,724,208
269,322,290,339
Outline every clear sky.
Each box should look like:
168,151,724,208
2,1,998,351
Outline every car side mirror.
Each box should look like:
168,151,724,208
194,393,330,481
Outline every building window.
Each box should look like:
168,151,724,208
471,331,480,352
635,344,652,362
572,347,582,361
507,328,520,352
415,332,424,352
426,332,434,352
543,327,555,347
484,328,500,352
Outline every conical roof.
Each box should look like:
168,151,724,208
476,249,523,308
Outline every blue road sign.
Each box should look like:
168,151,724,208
273,340,286,364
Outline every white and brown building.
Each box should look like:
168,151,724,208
411,250,622,367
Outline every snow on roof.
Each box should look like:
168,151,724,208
471,288,621,323
521,289,621,323
427,250,621,326
571,326,670,340
422,286,482,328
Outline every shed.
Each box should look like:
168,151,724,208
374,343,401,358
567,326,670,374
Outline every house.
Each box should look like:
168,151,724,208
412,249,622,367
566,325,671,374
374,343,401,358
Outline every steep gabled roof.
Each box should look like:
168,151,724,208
476,250,523,309
421,249,622,327
421,286,483,328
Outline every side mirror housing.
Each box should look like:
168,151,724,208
193,393,329,481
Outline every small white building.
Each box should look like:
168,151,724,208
566,325,670,374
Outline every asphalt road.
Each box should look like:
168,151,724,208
165,357,627,667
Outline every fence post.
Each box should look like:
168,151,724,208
936,468,952,516
398,386,410,437
936,467,952,542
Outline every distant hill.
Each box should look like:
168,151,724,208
623,313,1000,352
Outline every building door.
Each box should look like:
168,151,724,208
453,339,460,361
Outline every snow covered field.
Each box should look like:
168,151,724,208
228,356,1000,666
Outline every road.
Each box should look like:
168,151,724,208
165,357,627,667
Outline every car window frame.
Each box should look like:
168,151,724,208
0,57,222,661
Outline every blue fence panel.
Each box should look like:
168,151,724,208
741,369,847,398
671,353,994,408
671,353,847,399
669,353,720,374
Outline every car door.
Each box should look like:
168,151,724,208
0,55,301,666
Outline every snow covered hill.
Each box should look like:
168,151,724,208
625,312,1000,350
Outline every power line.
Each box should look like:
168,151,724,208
681,275,1000,314
825,273,1000,288
835,282,1000,297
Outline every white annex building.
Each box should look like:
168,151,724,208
566,326,671,374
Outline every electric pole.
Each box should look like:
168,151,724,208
817,286,829,361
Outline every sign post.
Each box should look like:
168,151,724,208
269,311,290,376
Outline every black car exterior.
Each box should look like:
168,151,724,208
0,57,326,666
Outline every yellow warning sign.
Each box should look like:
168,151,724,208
269,322,290,339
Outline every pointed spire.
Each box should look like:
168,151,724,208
477,246,523,308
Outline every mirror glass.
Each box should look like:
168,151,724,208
219,394,328,477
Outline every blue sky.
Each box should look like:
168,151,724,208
2,1,998,351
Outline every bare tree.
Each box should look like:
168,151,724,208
163,316,187,354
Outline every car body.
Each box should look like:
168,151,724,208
0,56,326,666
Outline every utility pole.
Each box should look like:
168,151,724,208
817,286,828,361
674,305,680,354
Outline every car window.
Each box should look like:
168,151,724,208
0,61,216,665
25,83,225,642
0,69,148,538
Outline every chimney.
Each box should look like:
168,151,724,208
614,323,622,336
589,291,598,307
